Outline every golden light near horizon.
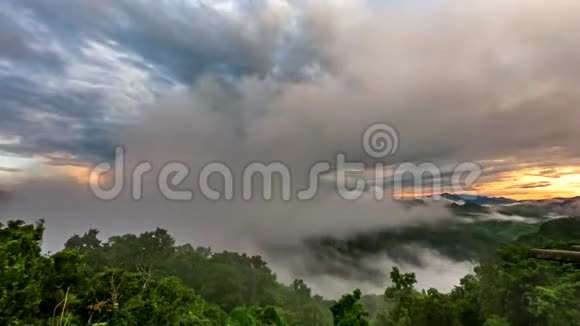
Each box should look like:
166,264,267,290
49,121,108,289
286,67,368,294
2,153,580,201
476,166,580,200
48,165,94,184
0,153,97,188
341,164,580,200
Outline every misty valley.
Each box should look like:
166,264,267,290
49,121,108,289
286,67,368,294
2,195,580,325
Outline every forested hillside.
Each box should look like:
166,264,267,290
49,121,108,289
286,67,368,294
1,217,579,325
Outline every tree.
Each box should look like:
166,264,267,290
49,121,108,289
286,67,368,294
286,279,331,326
3,217,577,326
0,220,49,324
330,289,370,326
449,275,483,326
381,267,418,326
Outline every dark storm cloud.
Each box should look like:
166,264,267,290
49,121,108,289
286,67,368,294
0,4,64,70
0,74,116,162
8,0,323,83
0,0,330,163
2,0,580,167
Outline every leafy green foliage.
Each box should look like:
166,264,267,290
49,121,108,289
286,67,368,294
0,217,578,326
0,220,332,325
371,218,580,326
0,220,50,324
330,289,369,326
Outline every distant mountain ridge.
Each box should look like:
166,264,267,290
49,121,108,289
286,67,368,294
438,193,580,206
439,193,517,206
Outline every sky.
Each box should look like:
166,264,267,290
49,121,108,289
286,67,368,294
0,0,579,200
0,0,580,295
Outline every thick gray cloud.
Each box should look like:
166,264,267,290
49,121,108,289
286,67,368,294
0,0,319,162
3,0,579,166
117,0,580,172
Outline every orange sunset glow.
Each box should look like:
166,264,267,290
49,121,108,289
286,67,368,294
475,166,580,200
24,162,580,201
